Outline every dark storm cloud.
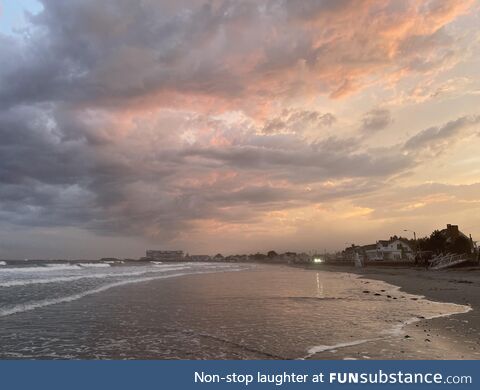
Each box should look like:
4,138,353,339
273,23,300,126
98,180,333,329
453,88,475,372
182,139,412,180
0,106,90,186
0,0,470,108
0,0,476,248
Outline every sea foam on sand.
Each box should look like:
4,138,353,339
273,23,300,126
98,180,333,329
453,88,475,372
303,274,471,359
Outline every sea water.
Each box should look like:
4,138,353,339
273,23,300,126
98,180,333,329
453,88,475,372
0,263,469,359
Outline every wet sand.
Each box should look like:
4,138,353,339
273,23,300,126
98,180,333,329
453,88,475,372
302,264,480,360
1,262,477,359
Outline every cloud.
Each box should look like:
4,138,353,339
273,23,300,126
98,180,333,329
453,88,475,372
404,115,480,154
0,102,413,241
355,182,480,225
0,0,477,256
0,0,474,111
262,109,336,134
361,109,393,133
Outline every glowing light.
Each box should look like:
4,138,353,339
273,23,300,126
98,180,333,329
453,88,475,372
313,258,324,264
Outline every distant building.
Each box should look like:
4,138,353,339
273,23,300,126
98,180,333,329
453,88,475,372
363,239,413,261
188,255,211,262
342,245,362,261
225,255,243,262
293,252,312,263
145,250,184,261
362,244,383,261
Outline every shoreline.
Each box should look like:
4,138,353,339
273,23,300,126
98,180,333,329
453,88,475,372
300,264,480,359
1,261,479,359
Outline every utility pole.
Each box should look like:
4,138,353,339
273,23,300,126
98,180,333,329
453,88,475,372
403,229,417,259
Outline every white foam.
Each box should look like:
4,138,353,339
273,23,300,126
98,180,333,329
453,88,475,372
384,304,472,337
0,269,225,317
46,264,81,269
153,264,189,269
78,263,111,268
0,265,196,288
303,275,472,359
0,261,6,266
303,338,378,359
0,264,81,273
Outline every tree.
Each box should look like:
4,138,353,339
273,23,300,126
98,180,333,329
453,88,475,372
252,253,267,261
426,230,447,254
267,250,278,258
449,236,472,254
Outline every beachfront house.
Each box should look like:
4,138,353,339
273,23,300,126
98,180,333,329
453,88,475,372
363,239,414,261
440,224,475,253
187,255,212,262
362,244,383,261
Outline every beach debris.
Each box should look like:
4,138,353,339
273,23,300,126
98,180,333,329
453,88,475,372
450,279,473,284
430,253,470,270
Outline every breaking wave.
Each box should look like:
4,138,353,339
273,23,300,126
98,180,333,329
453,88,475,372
0,268,234,317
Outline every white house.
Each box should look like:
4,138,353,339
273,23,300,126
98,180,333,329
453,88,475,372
363,239,414,261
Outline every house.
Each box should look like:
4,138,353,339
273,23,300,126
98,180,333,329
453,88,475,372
439,224,475,253
441,224,467,241
371,239,413,261
362,244,383,261
294,252,312,263
187,255,211,262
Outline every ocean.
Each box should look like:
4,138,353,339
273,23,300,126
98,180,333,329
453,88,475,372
0,262,469,359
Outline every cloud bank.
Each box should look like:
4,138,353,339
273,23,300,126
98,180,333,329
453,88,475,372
0,0,479,257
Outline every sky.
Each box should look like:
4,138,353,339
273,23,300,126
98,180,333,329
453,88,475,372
0,0,480,259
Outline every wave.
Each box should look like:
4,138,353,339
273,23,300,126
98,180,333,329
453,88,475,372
153,263,189,269
0,265,195,288
78,263,111,268
0,261,6,266
303,338,379,359
0,265,81,273
46,264,82,270
0,269,223,317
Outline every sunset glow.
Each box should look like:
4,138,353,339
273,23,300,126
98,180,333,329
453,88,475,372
1,0,479,258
